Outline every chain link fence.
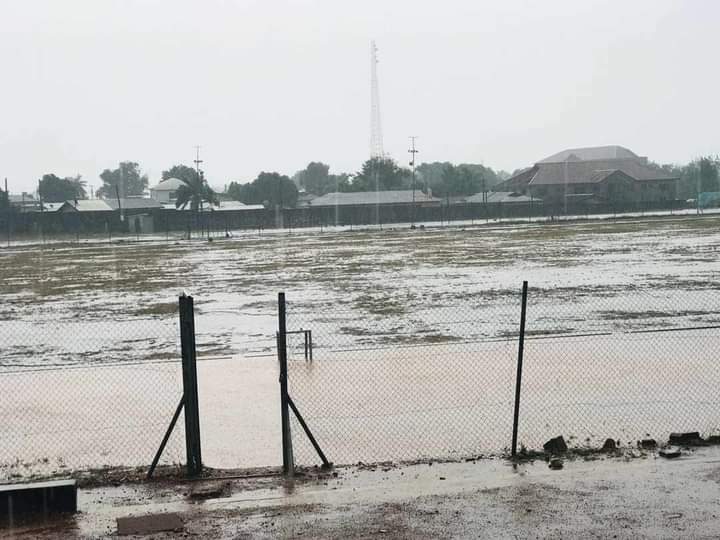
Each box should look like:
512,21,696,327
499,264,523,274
284,282,720,467
0,314,184,481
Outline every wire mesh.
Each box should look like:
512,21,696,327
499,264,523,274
284,279,720,467
517,280,720,451
285,291,521,466
0,314,184,481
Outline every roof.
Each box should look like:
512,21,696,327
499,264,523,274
106,198,162,210
9,193,36,203
309,190,442,207
539,145,639,163
150,177,187,191
40,202,63,212
466,191,540,204
529,160,675,186
200,201,265,212
59,199,113,212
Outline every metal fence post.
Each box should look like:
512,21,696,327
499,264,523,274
511,281,529,458
179,294,202,476
278,292,294,475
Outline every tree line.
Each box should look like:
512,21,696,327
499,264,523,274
15,154,720,210
650,157,720,199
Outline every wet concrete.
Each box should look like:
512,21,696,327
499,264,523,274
6,446,720,538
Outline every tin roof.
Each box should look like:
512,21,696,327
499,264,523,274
309,190,441,207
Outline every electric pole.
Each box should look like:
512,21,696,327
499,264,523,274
409,136,419,227
194,145,206,237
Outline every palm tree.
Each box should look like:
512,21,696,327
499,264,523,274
175,171,219,239
69,175,88,199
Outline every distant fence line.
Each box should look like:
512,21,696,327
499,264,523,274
0,198,695,240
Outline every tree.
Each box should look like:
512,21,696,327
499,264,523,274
69,175,88,199
98,162,148,198
162,164,199,186
417,162,501,197
699,157,719,192
175,171,219,211
349,158,411,192
228,172,298,207
38,174,87,202
293,162,350,195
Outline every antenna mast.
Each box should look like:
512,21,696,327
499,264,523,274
370,41,384,159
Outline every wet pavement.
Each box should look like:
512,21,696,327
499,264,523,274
5,445,720,538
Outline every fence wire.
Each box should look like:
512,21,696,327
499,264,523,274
0,315,184,481
285,293,521,465
284,282,720,466
517,281,720,451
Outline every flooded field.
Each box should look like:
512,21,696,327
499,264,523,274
2,215,720,474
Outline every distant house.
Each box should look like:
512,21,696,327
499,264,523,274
305,190,442,226
9,193,40,212
149,178,187,203
309,190,442,208
296,191,317,208
496,145,678,207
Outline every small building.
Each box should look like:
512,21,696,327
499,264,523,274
309,190,441,208
9,193,40,212
307,190,442,225
149,178,187,204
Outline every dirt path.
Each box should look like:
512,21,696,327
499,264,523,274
7,446,720,539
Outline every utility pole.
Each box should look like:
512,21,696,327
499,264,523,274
409,136,419,227
563,159,568,218
37,179,45,243
194,145,205,237
4,178,9,247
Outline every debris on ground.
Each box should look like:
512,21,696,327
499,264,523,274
549,459,564,470
638,439,657,449
116,512,184,536
669,432,704,446
659,447,682,459
189,481,231,500
601,438,617,452
543,436,568,455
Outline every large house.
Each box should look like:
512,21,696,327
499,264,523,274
496,146,678,208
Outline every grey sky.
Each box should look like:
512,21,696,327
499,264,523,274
1,0,718,194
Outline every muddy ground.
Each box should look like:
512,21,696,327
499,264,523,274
6,445,720,539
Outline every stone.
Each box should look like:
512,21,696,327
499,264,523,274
549,458,564,470
601,438,617,452
659,447,682,459
669,432,703,445
543,436,568,455
639,439,657,449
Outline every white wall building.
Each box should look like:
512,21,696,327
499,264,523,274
149,177,187,203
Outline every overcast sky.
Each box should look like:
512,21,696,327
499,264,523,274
1,0,718,194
